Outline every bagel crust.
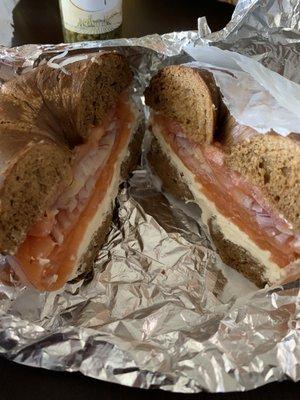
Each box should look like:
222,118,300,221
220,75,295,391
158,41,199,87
145,65,220,144
145,64,299,286
226,134,300,230
0,52,135,256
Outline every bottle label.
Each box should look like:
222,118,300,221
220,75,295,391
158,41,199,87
60,0,122,34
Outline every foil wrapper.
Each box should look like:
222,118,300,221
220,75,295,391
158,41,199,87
0,0,299,393
198,0,300,83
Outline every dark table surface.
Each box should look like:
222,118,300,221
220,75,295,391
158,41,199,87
0,1,299,399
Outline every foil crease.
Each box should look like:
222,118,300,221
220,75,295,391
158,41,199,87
198,0,300,83
0,0,300,393
0,170,299,393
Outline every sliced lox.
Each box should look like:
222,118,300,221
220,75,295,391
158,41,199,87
10,97,135,291
153,113,299,268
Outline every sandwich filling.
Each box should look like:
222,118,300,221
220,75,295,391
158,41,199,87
6,94,139,291
151,113,300,276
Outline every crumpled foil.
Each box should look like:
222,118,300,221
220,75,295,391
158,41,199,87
198,0,300,83
0,0,299,393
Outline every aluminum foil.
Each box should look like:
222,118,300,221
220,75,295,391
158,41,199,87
198,0,300,83
0,0,300,393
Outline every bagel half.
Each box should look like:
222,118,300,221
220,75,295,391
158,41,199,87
0,51,143,291
145,65,299,287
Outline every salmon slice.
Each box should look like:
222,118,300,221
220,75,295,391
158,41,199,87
8,96,135,291
153,113,299,268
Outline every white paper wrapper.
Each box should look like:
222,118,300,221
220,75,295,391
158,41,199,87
184,46,300,135
0,0,299,394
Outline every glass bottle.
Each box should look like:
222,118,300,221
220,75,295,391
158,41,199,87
59,0,122,42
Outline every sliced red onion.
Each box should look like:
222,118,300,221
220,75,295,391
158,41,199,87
275,221,294,235
73,203,85,215
265,227,278,237
56,211,73,231
252,203,263,213
274,232,291,245
41,114,117,241
203,146,224,167
99,131,116,151
67,197,78,213
240,195,252,209
188,148,215,180
81,162,91,177
7,255,32,286
74,166,90,184
107,120,117,132
250,187,285,226
202,162,214,175
76,156,95,176
189,157,213,180
232,190,243,204
255,214,275,228
217,172,234,189
291,234,300,253
176,135,191,152
57,132,115,209
230,172,244,187
51,226,64,245
42,273,58,287
38,258,50,267
55,178,84,208
85,176,96,195
78,186,91,203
